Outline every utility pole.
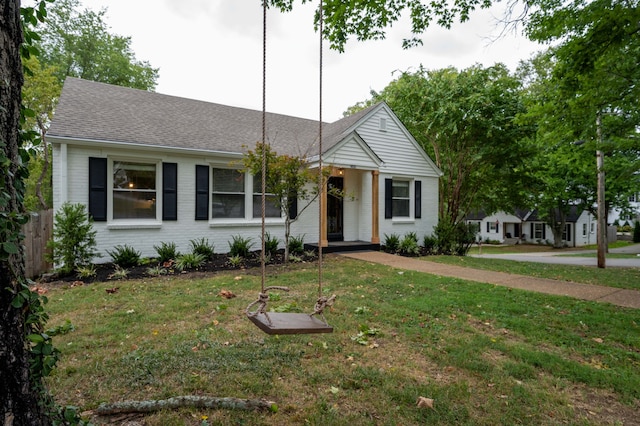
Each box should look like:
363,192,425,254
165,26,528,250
596,112,606,269
596,148,606,268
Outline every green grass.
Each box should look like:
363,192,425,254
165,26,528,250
43,257,640,425
427,255,640,290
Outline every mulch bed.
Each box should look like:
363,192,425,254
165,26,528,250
40,250,317,285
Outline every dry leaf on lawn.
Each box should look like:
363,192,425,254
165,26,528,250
416,396,434,409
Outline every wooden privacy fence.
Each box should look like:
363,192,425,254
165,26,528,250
22,209,53,279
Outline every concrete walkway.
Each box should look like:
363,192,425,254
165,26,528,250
340,251,640,309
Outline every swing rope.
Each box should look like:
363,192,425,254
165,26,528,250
246,0,292,321
246,0,334,330
311,0,334,320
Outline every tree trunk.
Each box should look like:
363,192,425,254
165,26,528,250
0,1,51,424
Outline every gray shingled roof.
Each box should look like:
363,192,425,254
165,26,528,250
48,77,379,157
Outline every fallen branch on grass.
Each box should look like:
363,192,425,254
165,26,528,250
95,395,278,415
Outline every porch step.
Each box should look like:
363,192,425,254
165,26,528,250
305,241,380,254
503,237,520,245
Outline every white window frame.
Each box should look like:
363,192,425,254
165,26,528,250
392,179,411,219
209,167,285,224
533,223,544,239
108,157,161,225
211,167,245,220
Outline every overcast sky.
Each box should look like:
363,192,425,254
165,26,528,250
78,0,542,122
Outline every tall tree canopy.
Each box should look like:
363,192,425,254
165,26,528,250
354,64,532,226
22,0,159,212
36,0,158,90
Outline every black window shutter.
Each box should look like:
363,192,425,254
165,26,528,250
414,180,421,219
542,224,546,239
288,191,298,220
567,225,571,241
195,165,209,220
384,178,393,219
88,157,107,221
487,222,490,233
530,223,534,237
496,222,500,234
162,163,178,220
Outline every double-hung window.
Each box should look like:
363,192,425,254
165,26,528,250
533,223,545,239
384,178,421,220
392,180,410,217
212,168,245,219
252,175,281,218
112,161,157,219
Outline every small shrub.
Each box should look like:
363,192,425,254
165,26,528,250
405,231,418,243
108,266,129,280
175,252,206,271
399,234,420,256
264,232,280,256
76,264,96,279
288,234,305,255
423,235,437,254
289,254,303,263
433,222,476,255
304,249,317,259
189,238,215,259
107,245,141,268
154,241,180,262
229,235,254,258
48,202,100,274
383,233,400,253
146,266,167,276
228,255,243,268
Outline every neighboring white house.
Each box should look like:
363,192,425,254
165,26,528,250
48,78,442,260
467,207,597,247
609,192,640,227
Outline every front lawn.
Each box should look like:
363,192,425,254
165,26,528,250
428,254,640,290
43,256,639,425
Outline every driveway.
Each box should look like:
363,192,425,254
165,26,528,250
470,243,640,268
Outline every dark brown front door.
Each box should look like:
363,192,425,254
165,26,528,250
327,176,344,241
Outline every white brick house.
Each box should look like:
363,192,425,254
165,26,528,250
48,78,442,260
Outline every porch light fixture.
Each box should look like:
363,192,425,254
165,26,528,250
338,168,344,176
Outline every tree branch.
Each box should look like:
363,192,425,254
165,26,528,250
95,395,278,415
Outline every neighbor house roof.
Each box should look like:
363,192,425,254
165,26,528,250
48,77,380,158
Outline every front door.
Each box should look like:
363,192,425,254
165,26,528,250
327,176,344,241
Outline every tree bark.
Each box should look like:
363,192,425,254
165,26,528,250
0,1,51,424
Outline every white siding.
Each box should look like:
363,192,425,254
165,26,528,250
355,108,440,178
323,137,378,170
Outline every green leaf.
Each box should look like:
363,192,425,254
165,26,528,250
28,333,45,343
2,242,19,254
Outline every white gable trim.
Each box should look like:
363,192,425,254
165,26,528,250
308,132,382,170
339,103,443,177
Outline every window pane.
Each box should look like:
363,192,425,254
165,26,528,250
112,161,157,219
113,190,156,219
392,199,410,217
212,194,245,218
113,161,156,190
392,181,409,198
213,168,244,192
253,195,281,218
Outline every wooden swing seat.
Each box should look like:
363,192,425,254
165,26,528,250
248,312,333,335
